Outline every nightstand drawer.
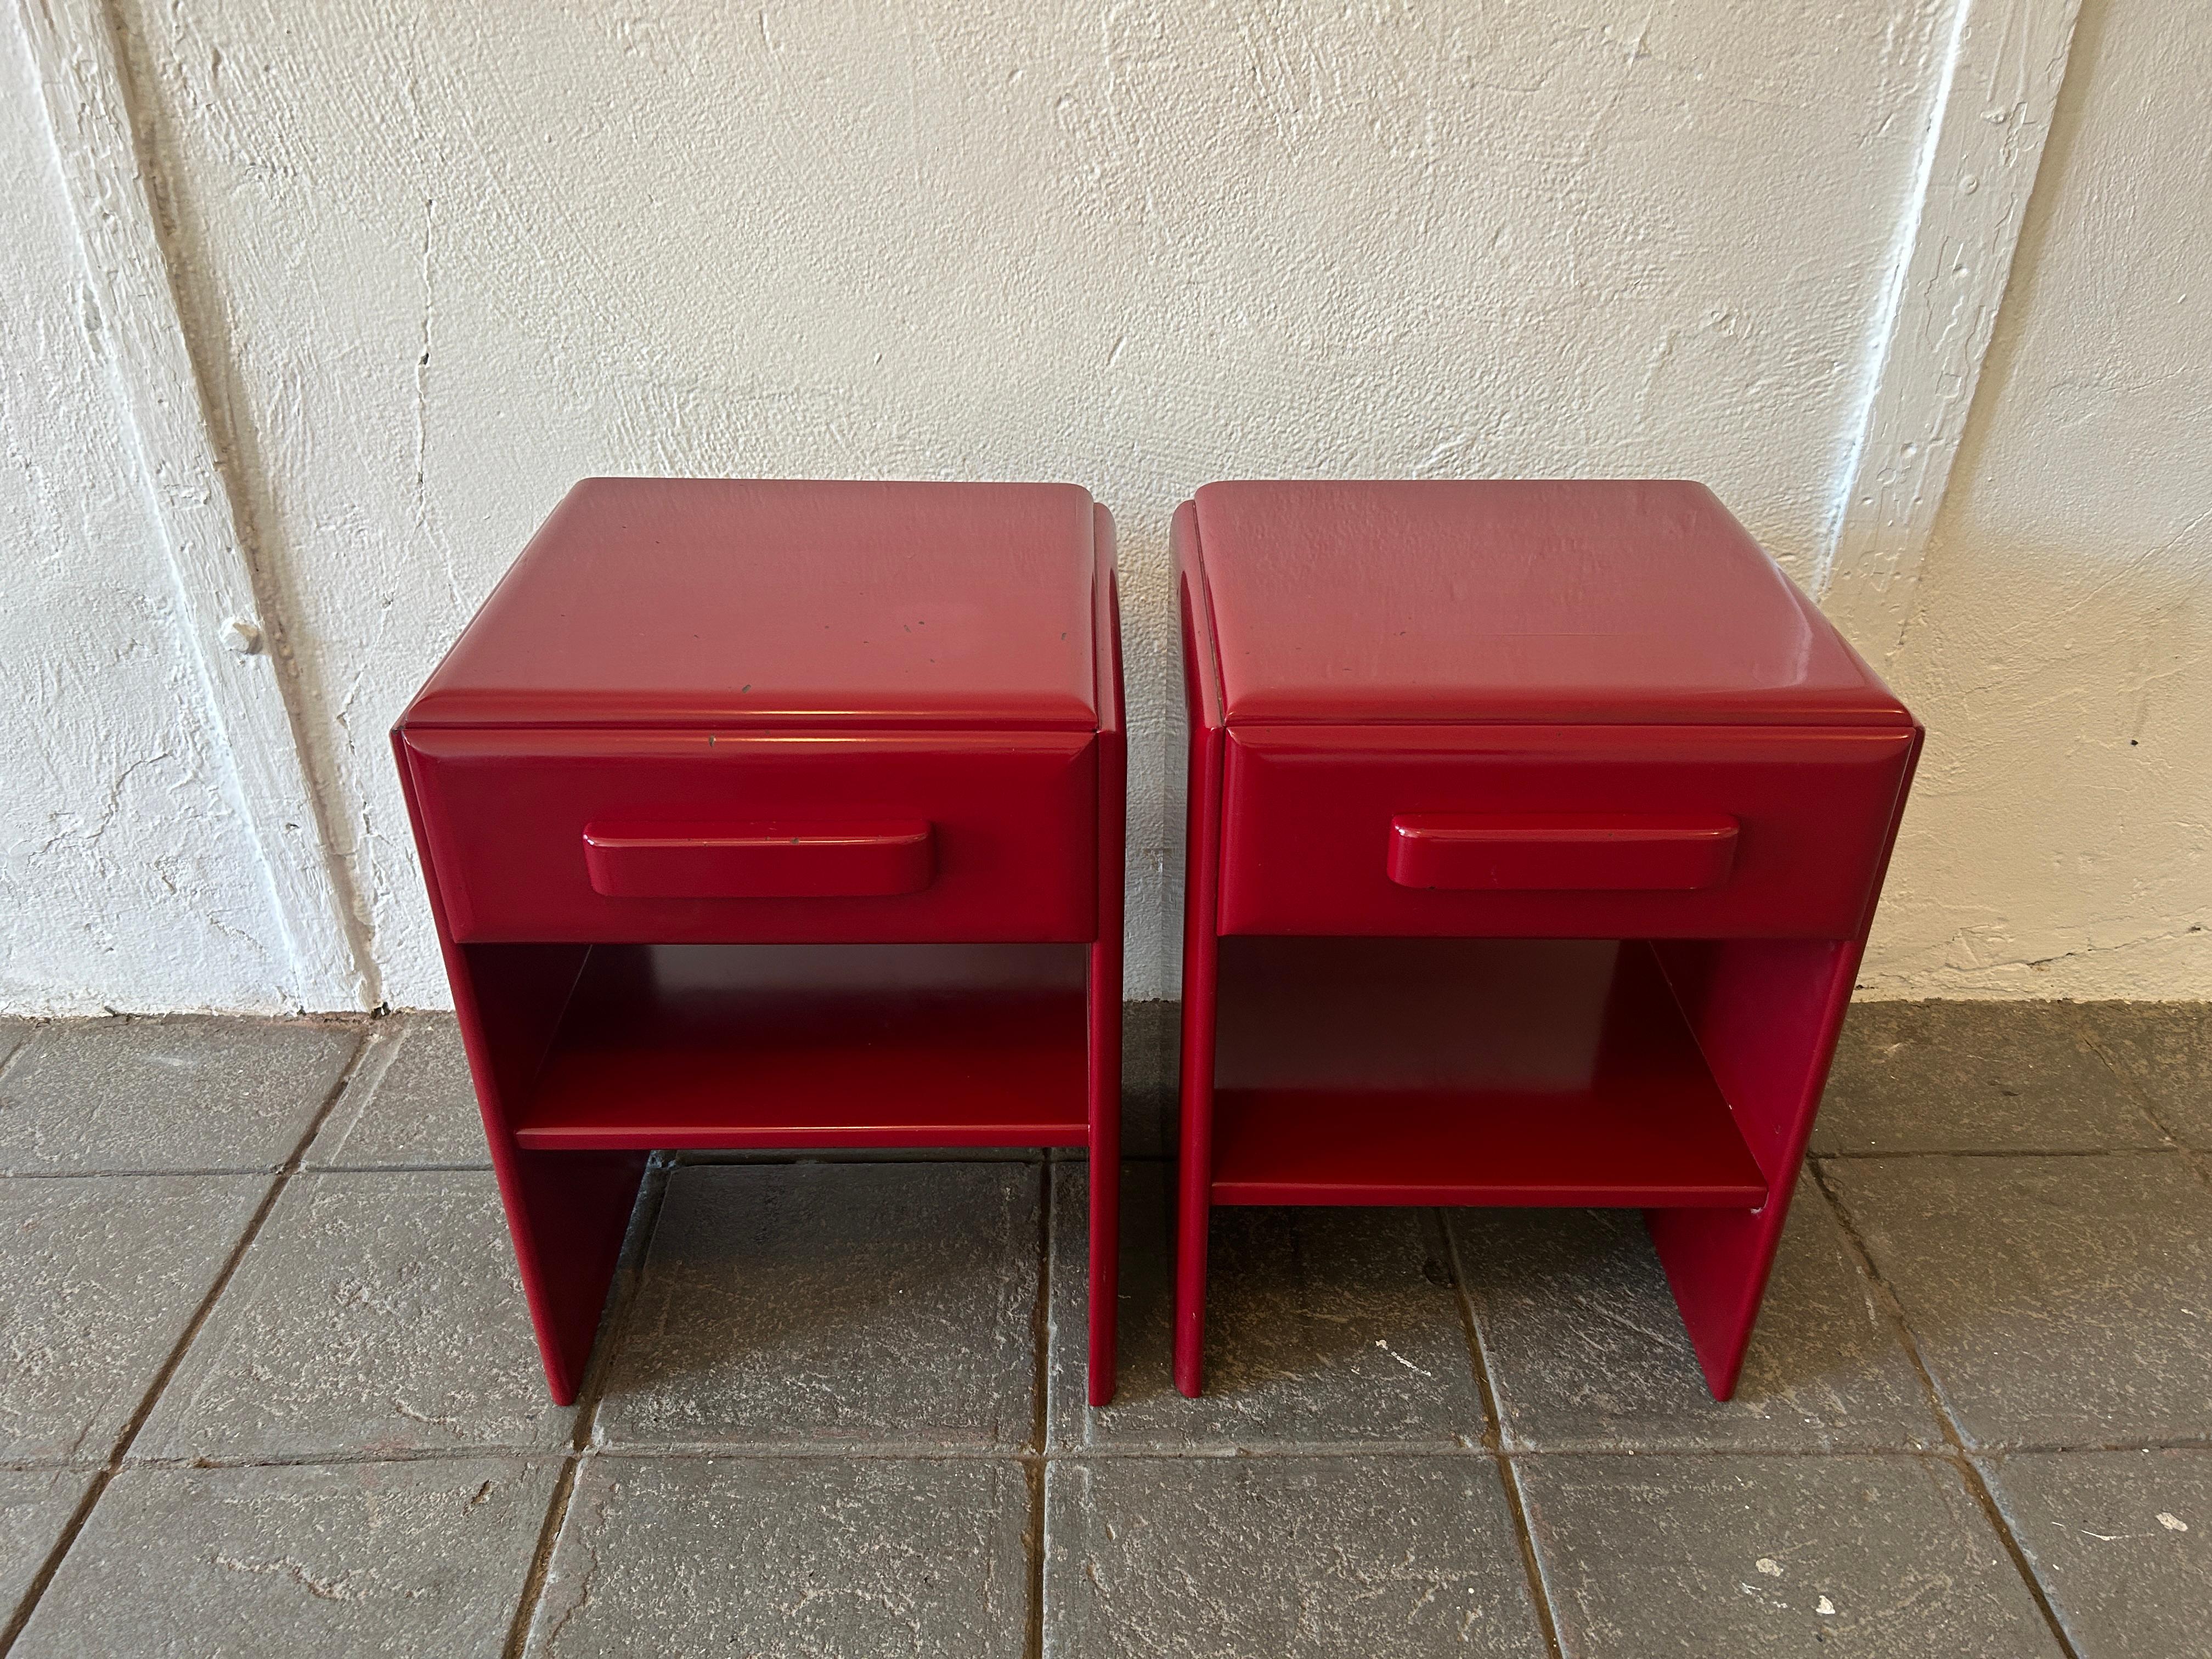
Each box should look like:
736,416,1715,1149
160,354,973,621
1218,724,1917,939
402,727,1098,943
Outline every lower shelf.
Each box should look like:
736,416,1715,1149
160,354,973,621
512,943,1092,1150
1209,936,1769,1207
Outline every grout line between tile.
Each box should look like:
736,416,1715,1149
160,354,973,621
0,1032,39,1090
503,1457,582,1659
1808,1161,2086,1659
0,1166,314,1180
6,1437,2207,1481
2183,1147,2212,1199
1430,1212,1499,1456
300,1161,496,1175
0,1026,375,1657
1949,1451,2086,1659
1030,1163,1053,1460
503,1160,673,1659
15,1440,2200,1476
557,1440,1486,1461
1024,1459,1047,1659
1437,1211,1566,1659
2063,1003,2191,1154
309,1018,407,1139
1814,1144,2175,1160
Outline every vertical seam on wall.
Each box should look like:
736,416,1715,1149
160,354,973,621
97,0,383,1009
13,0,379,1010
1814,0,2085,663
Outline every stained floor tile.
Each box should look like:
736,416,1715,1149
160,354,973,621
307,1015,488,1169
1454,1177,1942,1451
1827,1153,2212,1448
1047,1163,1483,1453
0,1018,358,1174
527,1456,1028,1658
0,1175,264,1464
11,1459,557,1658
136,1170,573,1461
2,1001,2204,1652
0,1470,93,1629
1811,1001,2163,1154
2076,1002,2212,1149
1518,1454,2060,1657
1045,1455,1546,1657
1979,1449,2212,1658
595,1162,1039,1452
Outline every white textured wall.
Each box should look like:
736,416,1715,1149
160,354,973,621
0,32,295,1013
2,0,2204,1010
1859,0,2212,997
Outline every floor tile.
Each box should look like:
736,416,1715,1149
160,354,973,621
137,1170,573,1461
1980,1449,2212,1658
527,1455,1028,1658
1044,1455,1546,1657
1047,1163,1483,1453
1810,1001,2163,1154
595,1163,1039,1452
2076,1002,2212,1149
1518,1454,2060,1657
0,1470,93,1629
0,1175,264,1464
1827,1153,2212,1448
0,1017,359,1174
12,1458,556,1658
1454,1177,1942,1451
307,1015,488,1169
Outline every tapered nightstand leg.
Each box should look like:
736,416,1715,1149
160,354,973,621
1647,938,1864,1399
498,1147,649,1406
1087,935,1124,1407
1173,938,1217,1398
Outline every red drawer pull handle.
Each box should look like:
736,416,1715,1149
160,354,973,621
1387,814,1737,892
583,821,934,900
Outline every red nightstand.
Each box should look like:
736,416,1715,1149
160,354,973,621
394,479,1126,1406
1172,481,1919,1400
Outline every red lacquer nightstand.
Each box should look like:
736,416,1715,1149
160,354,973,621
1172,480,1920,1400
394,479,1126,1406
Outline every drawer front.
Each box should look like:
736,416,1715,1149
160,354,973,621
1219,724,1916,939
404,728,1098,943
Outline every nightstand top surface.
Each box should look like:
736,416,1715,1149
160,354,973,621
404,478,1103,731
1187,479,1911,727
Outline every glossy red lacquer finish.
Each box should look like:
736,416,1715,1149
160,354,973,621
409,478,1099,731
395,479,1126,1407
1174,481,1921,1402
1193,479,1910,727
1219,723,1914,938
579,821,935,901
1210,938,1768,1207
1385,814,1740,893
400,726,1097,943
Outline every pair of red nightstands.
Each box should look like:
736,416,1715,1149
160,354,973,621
396,477,1917,1409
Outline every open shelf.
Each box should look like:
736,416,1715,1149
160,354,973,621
1209,936,1768,1207
512,942,1091,1150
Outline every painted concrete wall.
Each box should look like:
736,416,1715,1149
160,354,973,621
1861,0,2212,997
2,0,2203,1010
0,31,297,1012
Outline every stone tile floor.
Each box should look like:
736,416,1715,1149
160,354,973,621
0,1002,2207,1656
